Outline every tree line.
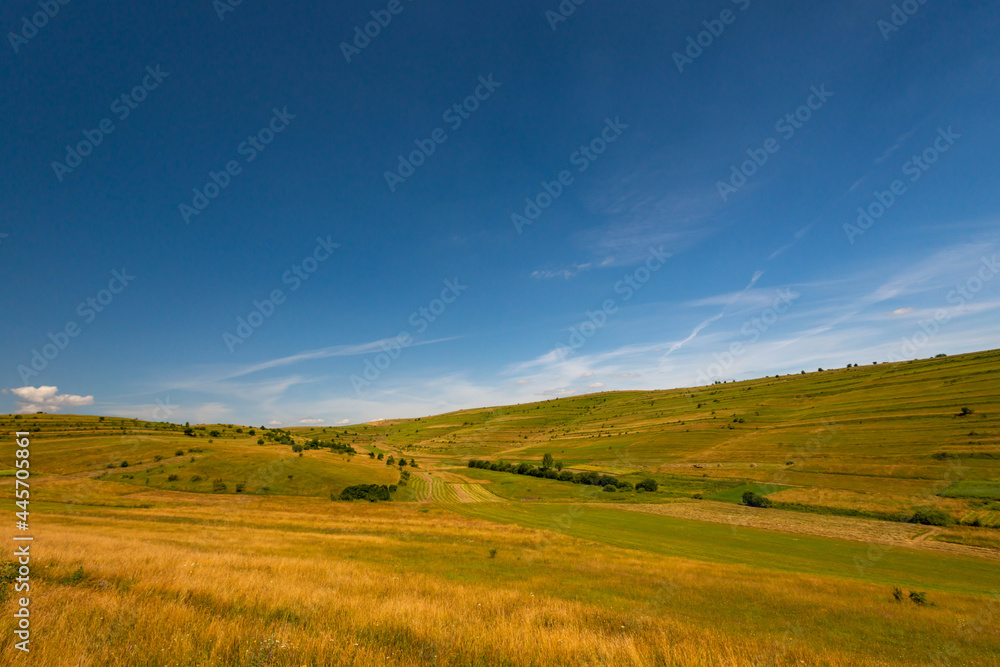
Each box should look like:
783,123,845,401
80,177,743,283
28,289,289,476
467,455,658,492
337,484,397,502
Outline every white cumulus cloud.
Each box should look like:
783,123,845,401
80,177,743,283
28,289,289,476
299,418,325,425
11,386,94,413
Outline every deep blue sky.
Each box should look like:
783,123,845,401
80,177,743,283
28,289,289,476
2,1,998,425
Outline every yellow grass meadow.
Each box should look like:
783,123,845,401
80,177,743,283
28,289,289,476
4,495,999,666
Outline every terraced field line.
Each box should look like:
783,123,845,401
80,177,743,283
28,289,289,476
452,485,476,503
406,473,431,502
460,484,504,502
415,472,461,503
430,478,461,503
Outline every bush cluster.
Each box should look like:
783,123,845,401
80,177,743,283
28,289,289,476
893,587,930,605
908,508,954,526
741,491,772,508
339,484,394,502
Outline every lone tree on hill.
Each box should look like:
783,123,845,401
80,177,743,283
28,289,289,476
542,453,554,470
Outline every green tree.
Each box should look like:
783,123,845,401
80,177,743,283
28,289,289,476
635,478,658,493
542,453,554,470
554,461,564,472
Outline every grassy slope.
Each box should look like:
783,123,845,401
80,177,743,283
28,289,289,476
303,350,1000,517
0,414,398,498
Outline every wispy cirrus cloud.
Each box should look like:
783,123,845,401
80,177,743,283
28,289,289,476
661,270,764,358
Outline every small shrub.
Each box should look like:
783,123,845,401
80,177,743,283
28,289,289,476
120,461,129,468
959,407,974,417
235,482,245,493
488,549,497,559
892,587,904,602
167,474,179,482
603,485,617,493
909,591,928,605
190,475,202,482
742,491,772,508
693,493,703,500
154,455,164,462
909,508,954,526
212,479,227,493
